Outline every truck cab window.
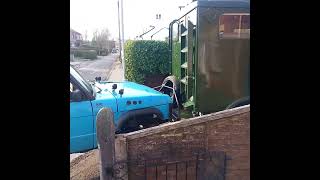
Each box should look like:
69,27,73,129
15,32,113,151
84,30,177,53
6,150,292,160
70,82,83,102
70,66,93,96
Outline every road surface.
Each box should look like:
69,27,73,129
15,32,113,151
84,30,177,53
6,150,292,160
70,54,119,81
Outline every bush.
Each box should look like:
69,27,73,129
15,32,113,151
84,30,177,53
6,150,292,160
71,49,97,60
124,40,169,83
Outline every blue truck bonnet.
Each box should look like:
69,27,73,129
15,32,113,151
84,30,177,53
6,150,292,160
92,81,172,127
94,81,172,114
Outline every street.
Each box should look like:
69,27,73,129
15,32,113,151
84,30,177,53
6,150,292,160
70,53,120,81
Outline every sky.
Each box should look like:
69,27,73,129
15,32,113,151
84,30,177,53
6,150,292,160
70,0,191,41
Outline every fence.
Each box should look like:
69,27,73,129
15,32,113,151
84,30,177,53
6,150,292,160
97,105,250,180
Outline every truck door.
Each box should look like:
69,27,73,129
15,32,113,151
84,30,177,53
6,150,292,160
70,81,94,153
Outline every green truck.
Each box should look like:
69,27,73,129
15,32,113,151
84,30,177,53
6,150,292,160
158,0,250,119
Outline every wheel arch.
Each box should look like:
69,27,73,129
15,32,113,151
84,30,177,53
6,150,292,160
226,96,250,110
115,108,164,133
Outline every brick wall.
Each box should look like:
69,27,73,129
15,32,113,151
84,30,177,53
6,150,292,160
116,105,250,180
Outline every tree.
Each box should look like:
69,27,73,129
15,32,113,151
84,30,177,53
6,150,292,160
84,30,88,41
92,28,111,50
164,36,169,42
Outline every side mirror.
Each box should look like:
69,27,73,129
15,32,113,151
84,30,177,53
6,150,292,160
70,89,83,102
112,84,117,90
95,76,101,82
119,89,124,96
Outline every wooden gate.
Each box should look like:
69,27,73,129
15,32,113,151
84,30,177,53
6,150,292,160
113,151,226,180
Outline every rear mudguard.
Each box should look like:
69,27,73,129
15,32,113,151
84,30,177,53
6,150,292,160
226,96,250,109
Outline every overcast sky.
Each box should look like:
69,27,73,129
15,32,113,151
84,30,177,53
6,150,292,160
70,0,191,40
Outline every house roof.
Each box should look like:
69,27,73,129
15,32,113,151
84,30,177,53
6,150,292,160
70,29,82,35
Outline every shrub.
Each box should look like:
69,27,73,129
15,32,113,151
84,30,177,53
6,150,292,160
71,49,97,60
124,40,169,83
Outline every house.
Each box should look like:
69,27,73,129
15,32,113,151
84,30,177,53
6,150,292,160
70,29,83,47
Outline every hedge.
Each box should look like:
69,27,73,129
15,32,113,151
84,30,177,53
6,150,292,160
71,49,97,60
124,40,169,83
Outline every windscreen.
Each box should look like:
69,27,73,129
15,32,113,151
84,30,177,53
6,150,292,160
70,66,93,95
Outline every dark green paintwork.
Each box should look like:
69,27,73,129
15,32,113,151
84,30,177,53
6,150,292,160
196,6,250,113
172,40,181,79
169,0,250,114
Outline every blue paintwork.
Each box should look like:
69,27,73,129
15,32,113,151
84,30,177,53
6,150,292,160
70,79,172,153
70,100,94,153
95,81,171,119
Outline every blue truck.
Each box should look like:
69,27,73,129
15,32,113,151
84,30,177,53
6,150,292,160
70,65,172,153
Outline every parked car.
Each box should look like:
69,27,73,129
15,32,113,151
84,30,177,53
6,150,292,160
70,65,172,153
111,48,118,53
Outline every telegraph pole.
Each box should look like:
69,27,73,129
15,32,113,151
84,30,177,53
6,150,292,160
120,0,125,80
117,0,122,63
117,0,125,80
